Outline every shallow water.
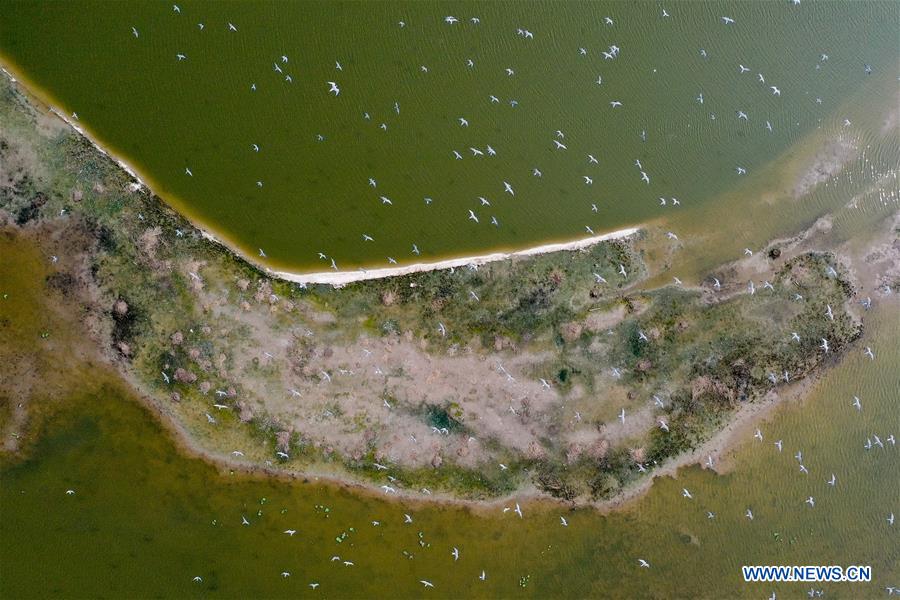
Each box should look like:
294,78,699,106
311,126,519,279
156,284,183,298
1,0,897,272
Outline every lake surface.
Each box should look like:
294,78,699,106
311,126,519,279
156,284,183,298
1,0,897,272
2,2,899,597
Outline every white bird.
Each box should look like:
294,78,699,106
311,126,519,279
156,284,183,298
820,338,829,353
825,304,834,320
638,559,650,568
560,516,568,526
722,16,735,24
754,429,763,441
553,140,568,150
327,81,340,96
864,347,874,360
514,503,523,518
588,154,599,164
420,580,434,588
770,86,781,96
791,332,801,342
827,474,836,486
888,513,895,525
468,210,479,223
584,176,593,185
66,489,75,495
713,278,721,289
480,571,486,581
459,117,469,127
737,111,748,121
745,508,754,520
739,64,750,73
380,196,392,205
362,234,374,241
736,166,747,175
451,547,459,561
640,171,650,184
593,273,607,284
173,4,180,13
610,100,623,108
619,408,626,424
618,264,627,277
666,231,678,240
228,22,237,31
131,26,139,37
438,322,447,337
775,440,783,452
185,167,193,177
506,68,515,76
404,514,413,523
533,168,542,177
241,515,250,526
806,496,815,507
852,396,861,410
682,488,693,499
503,181,514,195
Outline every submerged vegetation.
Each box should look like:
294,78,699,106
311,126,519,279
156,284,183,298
0,78,863,503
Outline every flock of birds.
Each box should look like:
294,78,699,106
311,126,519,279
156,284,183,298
118,2,875,274
54,3,894,595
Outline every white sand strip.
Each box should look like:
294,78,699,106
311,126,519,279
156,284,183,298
267,227,640,286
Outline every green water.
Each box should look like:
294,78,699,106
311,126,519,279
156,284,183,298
2,2,899,597
1,0,897,272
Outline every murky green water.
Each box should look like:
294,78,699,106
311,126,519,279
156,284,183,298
1,0,897,272
2,2,899,597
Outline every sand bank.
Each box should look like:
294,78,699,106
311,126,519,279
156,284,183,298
264,227,641,286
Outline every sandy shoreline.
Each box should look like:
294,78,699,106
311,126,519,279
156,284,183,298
265,227,641,286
